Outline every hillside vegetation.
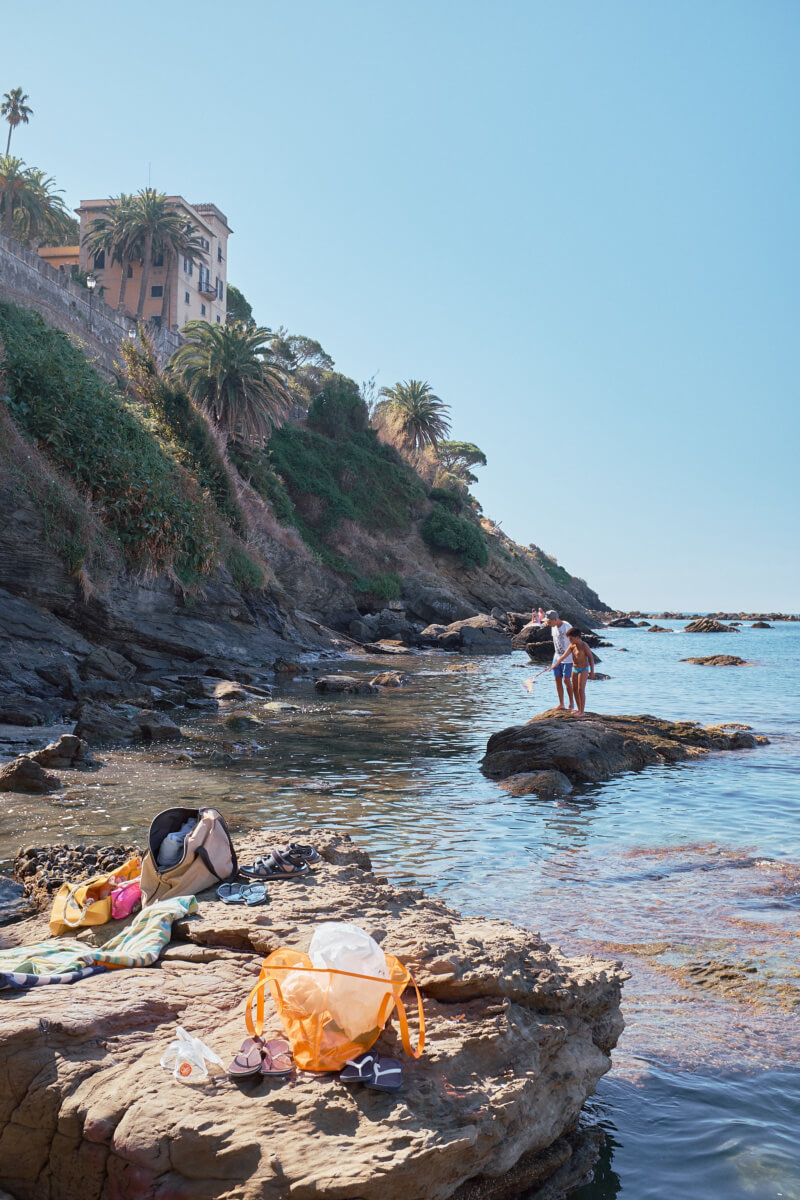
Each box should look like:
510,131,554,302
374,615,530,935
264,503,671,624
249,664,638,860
0,297,605,621
0,302,263,590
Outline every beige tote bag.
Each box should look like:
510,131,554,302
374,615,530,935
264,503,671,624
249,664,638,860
140,807,237,906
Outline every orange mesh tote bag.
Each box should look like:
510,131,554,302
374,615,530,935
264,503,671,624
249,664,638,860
244,924,425,1071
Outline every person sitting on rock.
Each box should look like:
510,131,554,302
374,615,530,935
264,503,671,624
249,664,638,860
552,629,596,715
545,610,575,711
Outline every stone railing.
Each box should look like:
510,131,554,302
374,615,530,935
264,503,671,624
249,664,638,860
0,232,181,376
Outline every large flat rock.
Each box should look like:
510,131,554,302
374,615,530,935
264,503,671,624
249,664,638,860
481,709,766,783
0,829,625,1200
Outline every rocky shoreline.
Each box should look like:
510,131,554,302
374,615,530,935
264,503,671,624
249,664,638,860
0,828,626,1200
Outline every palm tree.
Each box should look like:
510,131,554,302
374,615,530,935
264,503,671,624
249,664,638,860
376,379,451,453
169,321,291,444
82,194,142,313
1,89,33,155
125,188,205,319
14,169,73,246
0,155,40,238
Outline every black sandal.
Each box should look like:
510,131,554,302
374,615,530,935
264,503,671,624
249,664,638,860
240,848,310,881
286,842,321,864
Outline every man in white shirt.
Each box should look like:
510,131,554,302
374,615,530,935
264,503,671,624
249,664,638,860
546,610,574,711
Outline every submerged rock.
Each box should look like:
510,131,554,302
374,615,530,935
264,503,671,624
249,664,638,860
481,709,767,784
0,827,625,1200
681,655,752,667
497,769,574,797
370,671,411,687
315,675,380,695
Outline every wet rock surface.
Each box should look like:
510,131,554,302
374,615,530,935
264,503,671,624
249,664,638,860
481,709,768,784
71,700,140,745
0,829,626,1200
0,755,61,794
26,733,93,769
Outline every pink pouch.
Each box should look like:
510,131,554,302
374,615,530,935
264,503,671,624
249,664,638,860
111,879,142,920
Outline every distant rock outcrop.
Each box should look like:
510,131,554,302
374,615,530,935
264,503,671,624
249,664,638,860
683,618,737,633
681,655,752,667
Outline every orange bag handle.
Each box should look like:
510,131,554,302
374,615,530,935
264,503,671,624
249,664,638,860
385,975,425,1058
244,963,425,1057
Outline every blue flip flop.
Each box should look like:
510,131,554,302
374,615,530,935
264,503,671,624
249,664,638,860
241,882,268,906
366,1055,402,1092
340,1051,403,1092
340,1051,376,1083
217,882,268,906
217,882,246,905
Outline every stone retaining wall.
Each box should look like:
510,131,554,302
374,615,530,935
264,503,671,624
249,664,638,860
0,232,180,376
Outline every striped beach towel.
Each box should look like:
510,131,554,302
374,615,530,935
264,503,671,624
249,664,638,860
0,896,197,990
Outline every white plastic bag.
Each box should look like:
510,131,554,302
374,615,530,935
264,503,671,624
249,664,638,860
308,922,390,1040
160,1025,223,1082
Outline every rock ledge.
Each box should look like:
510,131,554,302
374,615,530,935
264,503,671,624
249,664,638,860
481,709,768,783
0,828,625,1200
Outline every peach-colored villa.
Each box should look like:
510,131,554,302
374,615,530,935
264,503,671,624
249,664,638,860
39,196,231,331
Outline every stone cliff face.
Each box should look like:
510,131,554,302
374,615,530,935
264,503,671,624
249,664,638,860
0,829,626,1200
0,470,338,725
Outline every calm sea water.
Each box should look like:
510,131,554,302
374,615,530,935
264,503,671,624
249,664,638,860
1,618,798,1197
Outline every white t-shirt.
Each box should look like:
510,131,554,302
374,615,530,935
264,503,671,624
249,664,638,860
551,621,571,662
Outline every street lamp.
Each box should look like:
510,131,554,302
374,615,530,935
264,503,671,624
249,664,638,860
86,274,96,332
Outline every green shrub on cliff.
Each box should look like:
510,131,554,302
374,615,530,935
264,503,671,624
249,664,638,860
306,373,369,440
0,301,218,577
421,503,488,569
529,545,573,590
119,330,245,533
267,423,426,536
225,544,265,591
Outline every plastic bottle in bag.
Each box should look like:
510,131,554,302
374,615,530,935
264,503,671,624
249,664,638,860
160,1026,223,1082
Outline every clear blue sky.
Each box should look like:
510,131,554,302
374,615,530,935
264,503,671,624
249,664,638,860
3,1,799,610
